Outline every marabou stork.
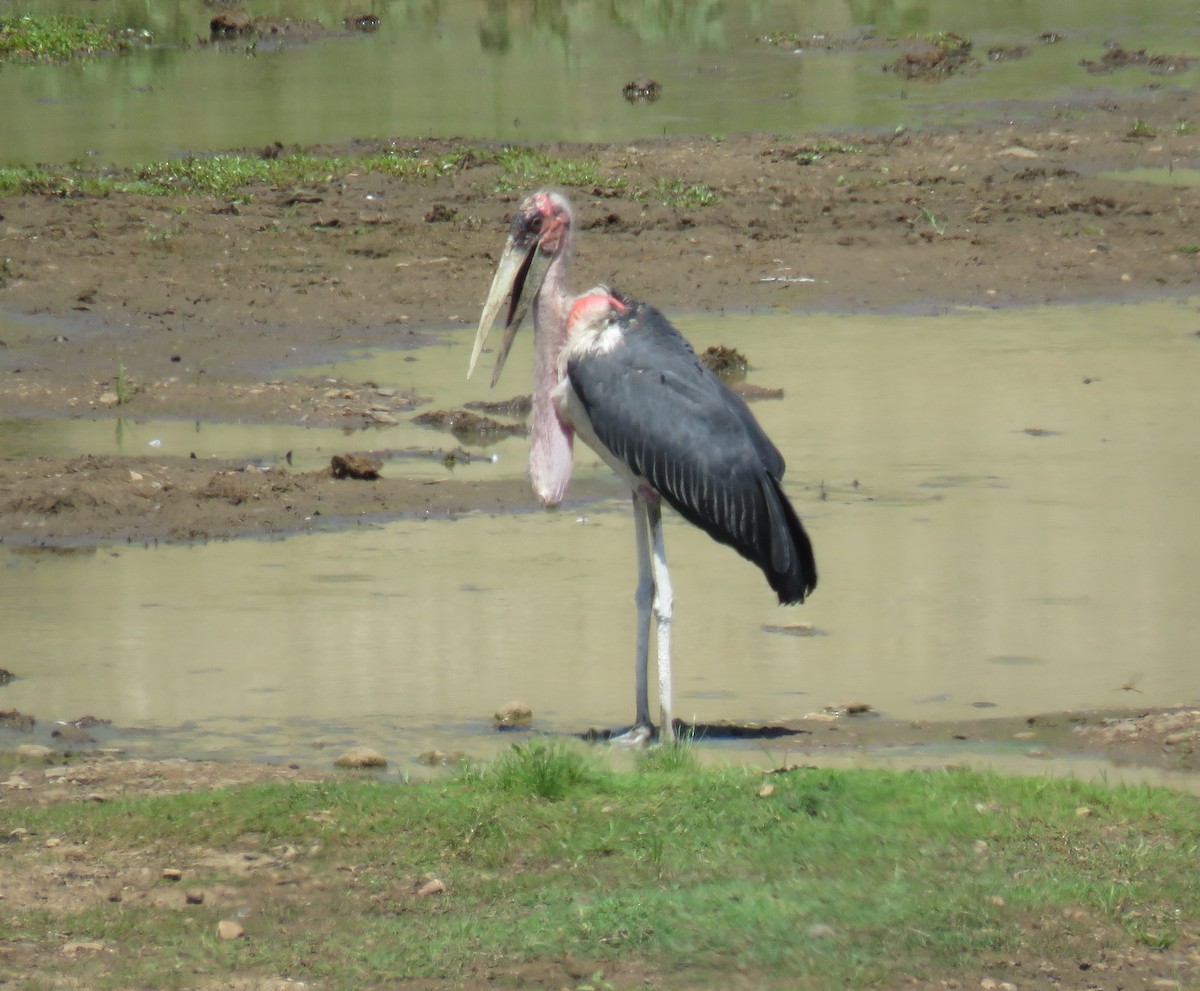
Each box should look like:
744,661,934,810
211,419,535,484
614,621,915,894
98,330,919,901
469,190,816,743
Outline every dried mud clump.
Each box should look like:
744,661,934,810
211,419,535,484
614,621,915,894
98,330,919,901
330,454,382,480
700,344,750,381
987,45,1029,62
1079,47,1193,76
464,395,533,417
413,409,525,442
622,78,662,103
887,33,979,79
209,11,326,42
343,14,380,33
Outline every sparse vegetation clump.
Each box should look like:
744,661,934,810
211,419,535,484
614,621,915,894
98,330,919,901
0,149,473,200
493,146,628,194
639,177,720,208
0,14,138,62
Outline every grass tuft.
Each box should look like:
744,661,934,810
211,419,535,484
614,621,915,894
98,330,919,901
483,739,603,800
0,14,135,62
493,147,627,194
639,178,720,208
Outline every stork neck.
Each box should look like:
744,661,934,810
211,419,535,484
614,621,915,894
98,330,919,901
528,243,575,506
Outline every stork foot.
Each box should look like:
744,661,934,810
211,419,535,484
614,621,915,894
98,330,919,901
608,723,655,748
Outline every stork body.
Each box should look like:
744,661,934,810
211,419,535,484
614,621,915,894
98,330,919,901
469,191,816,743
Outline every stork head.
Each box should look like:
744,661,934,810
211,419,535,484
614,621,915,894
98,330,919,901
468,190,574,386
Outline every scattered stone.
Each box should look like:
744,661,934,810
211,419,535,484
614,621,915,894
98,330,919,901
416,877,446,897
97,391,121,408
418,749,466,766
16,743,52,760
330,453,383,480
997,145,1040,159
162,867,184,881
62,941,112,956
493,701,533,727
51,724,95,744
844,702,873,716
757,782,776,798
3,773,30,790
1075,806,1093,817
186,889,205,904
217,920,246,940
334,746,387,769
0,667,14,685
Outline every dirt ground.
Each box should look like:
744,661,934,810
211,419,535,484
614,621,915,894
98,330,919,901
2,88,1199,988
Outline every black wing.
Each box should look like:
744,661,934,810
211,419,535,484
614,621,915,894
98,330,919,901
567,301,816,604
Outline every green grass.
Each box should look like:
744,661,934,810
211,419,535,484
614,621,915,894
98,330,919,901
0,145,710,210
0,149,473,200
0,145,626,201
1128,118,1158,139
1,750,1197,989
638,177,720,208
0,14,136,62
493,147,628,194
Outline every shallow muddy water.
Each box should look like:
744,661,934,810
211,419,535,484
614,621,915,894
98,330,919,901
3,0,1198,165
2,298,1198,775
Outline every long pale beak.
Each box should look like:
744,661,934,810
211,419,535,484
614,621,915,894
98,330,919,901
468,236,550,387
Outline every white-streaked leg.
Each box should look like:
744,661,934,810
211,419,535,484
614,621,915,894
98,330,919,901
631,491,654,731
645,498,674,743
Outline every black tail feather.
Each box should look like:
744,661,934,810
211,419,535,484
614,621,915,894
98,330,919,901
759,474,817,605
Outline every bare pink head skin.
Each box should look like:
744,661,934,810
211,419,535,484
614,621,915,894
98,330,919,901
469,191,584,507
565,291,627,335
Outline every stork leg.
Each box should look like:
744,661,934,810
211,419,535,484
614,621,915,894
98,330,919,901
647,496,675,743
631,490,674,744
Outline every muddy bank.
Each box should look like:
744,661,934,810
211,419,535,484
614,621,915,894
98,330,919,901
2,707,1196,810
1,90,1198,545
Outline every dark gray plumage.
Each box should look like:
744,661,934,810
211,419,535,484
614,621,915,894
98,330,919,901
566,299,816,605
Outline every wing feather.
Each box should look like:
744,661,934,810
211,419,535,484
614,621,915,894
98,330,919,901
567,302,816,603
